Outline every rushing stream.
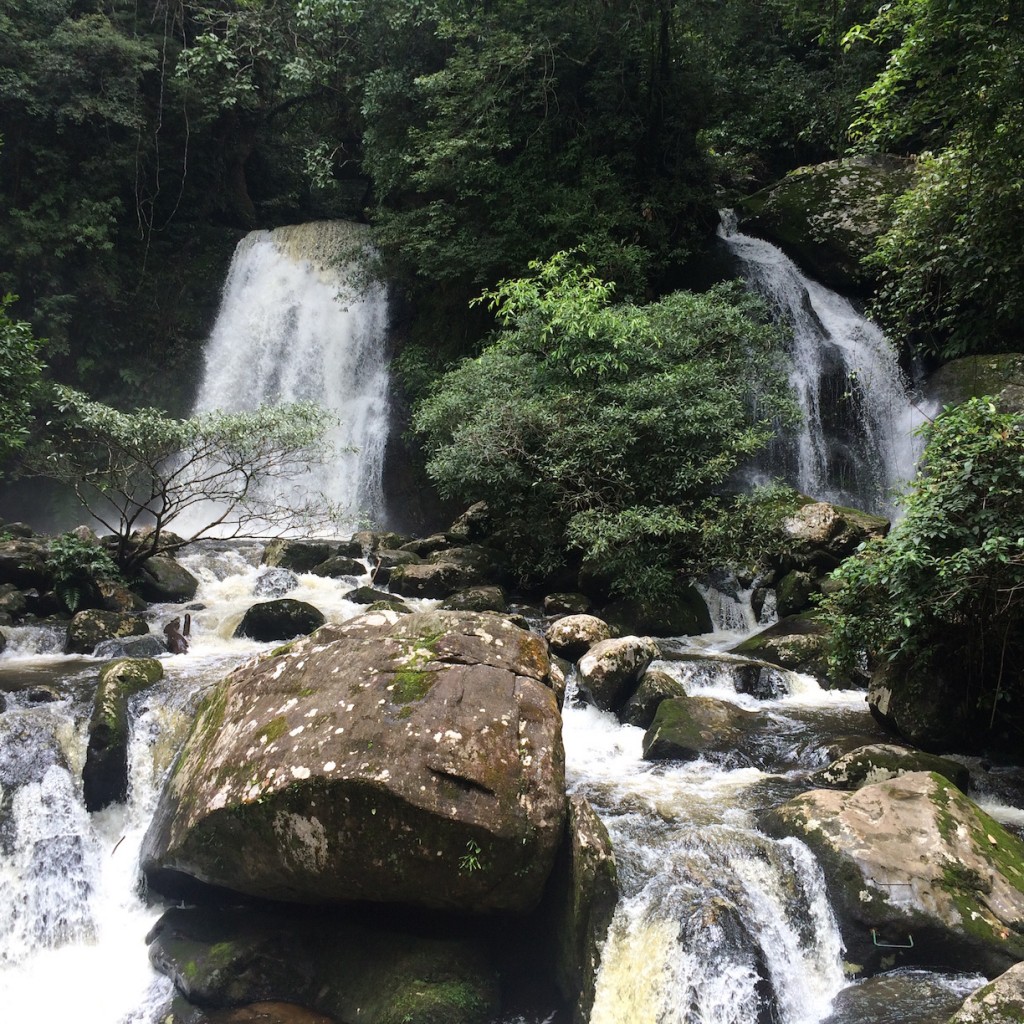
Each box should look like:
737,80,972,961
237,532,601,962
0,552,1008,1021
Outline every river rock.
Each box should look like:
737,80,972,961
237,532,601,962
781,500,890,574
729,614,856,688
141,609,565,913
233,599,325,641
346,585,395,605
867,661,968,752
310,555,366,578
253,568,300,598
65,609,149,655
0,537,53,590
577,636,660,711
147,905,500,1024
262,540,332,573
761,771,1024,976
642,695,761,762
441,586,508,613
352,530,409,554
545,615,613,662
134,555,200,604
387,560,487,599
947,961,1024,1024
99,580,148,613
93,634,169,660
83,657,164,811
547,794,618,1024
619,669,687,729
399,532,452,557
811,743,970,793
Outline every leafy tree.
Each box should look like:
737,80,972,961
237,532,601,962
412,252,796,599
845,0,1024,356
0,294,46,462
32,387,338,570
820,398,1024,740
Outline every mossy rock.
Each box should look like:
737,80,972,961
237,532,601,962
923,354,1024,416
83,657,164,810
619,669,687,729
811,743,970,793
309,555,366,578
738,156,914,293
65,609,149,655
233,599,325,641
135,556,199,603
947,961,1024,1024
642,694,761,761
441,586,508,613
261,540,333,573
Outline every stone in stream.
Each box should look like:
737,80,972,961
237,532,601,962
576,636,660,711
761,771,1024,977
141,609,566,914
441,586,508,613
618,669,687,729
261,540,333,574
83,656,164,811
233,599,325,642
65,608,150,655
309,555,366,579
134,555,200,603
253,567,300,599
810,743,971,793
642,694,763,762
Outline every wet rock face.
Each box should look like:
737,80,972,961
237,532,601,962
811,743,971,793
642,695,762,763
141,609,566,914
135,556,199,603
762,772,1024,977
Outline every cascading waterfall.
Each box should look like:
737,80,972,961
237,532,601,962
718,212,926,515
189,220,391,533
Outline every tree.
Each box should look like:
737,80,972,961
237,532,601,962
33,387,338,570
820,398,1024,744
412,252,797,599
0,294,46,463
844,0,1024,356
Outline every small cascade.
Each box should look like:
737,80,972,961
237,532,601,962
718,212,925,515
189,220,391,533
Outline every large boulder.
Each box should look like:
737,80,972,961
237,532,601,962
387,560,488,600
233,599,325,642
141,610,566,913
618,669,688,729
135,556,200,604
781,500,890,576
762,772,1024,977
253,568,300,599
730,614,856,689
576,636,660,711
147,905,500,1024
737,156,914,293
600,585,712,638
545,615,613,662
65,609,149,655
867,661,970,752
948,962,1024,1024
642,695,762,762
309,555,366,579
83,657,164,811
810,743,970,793
440,586,508,613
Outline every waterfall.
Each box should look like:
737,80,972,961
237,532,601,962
718,213,925,515
189,221,390,533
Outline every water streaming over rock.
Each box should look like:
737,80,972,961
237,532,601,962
718,213,926,515
188,220,391,533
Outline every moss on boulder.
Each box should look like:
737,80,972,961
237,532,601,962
65,609,149,655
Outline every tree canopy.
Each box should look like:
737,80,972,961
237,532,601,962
413,253,797,599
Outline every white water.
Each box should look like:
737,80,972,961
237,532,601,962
566,667,851,1024
718,213,928,515
188,220,391,534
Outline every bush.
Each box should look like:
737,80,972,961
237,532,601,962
412,252,797,599
820,398,1024,737
47,533,123,613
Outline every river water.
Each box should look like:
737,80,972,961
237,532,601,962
0,549,1012,1021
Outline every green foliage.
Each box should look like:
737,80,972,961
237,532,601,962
32,388,339,569
845,0,1024,356
413,253,797,598
821,398,1024,731
47,533,123,613
0,294,46,463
